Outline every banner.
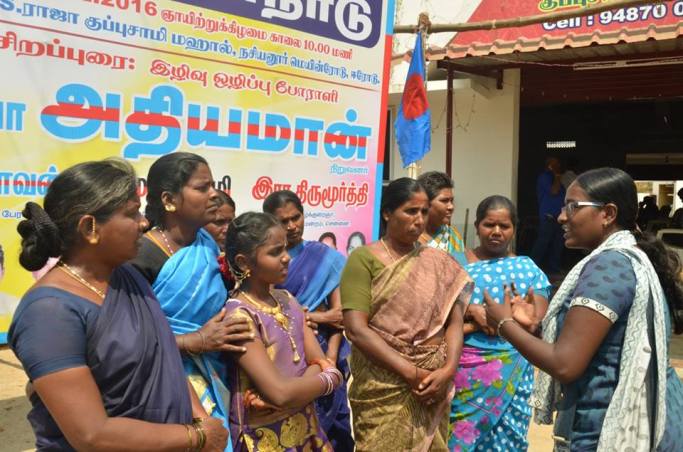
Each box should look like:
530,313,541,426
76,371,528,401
0,0,396,342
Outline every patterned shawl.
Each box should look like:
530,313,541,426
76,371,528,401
529,230,667,451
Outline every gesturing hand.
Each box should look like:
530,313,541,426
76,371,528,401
509,283,543,334
482,287,513,332
200,308,253,353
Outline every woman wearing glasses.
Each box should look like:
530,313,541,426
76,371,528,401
484,168,683,451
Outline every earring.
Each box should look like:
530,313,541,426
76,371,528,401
164,204,176,212
231,266,251,290
89,219,99,244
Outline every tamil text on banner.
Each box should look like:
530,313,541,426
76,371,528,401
0,0,396,342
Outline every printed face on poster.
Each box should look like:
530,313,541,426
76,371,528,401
0,0,395,342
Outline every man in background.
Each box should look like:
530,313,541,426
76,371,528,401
531,156,565,278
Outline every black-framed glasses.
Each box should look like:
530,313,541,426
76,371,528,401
561,201,605,217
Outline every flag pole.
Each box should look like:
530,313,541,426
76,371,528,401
407,13,431,180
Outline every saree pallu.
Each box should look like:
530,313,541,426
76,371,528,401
90,264,193,423
449,256,550,451
276,241,353,451
350,246,472,452
448,347,533,452
425,225,467,267
152,229,231,449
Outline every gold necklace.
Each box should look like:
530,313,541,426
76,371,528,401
155,227,175,255
240,290,301,363
380,238,418,263
380,238,397,262
57,261,106,299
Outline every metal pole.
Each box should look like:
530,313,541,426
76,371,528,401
446,65,453,179
462,208,470,246
407,13,430,179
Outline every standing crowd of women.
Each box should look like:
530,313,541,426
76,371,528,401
8,151,683,452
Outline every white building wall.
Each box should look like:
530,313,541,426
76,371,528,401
388,69,521,248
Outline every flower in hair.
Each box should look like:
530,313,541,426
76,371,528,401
217,253,235,290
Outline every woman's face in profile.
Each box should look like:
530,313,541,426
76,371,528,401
205,203,235,251
98,197,150,265
558,183,608,250
175,163,219,228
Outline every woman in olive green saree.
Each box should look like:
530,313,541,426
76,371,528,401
341,178,472,451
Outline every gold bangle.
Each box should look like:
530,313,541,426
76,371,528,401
184,424,193,452
193,422,206,451
196,330,206,354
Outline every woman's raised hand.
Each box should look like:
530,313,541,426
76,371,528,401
509,284,542,334
199,308,253,353
482,287,514,332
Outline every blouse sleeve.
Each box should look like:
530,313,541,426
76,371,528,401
10,296,91,380
525,258,552,300
569,250,636,323
224,301,263,341
340,247,375,313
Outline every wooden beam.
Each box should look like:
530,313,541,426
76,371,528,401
393,0,670,34
437,59,503,90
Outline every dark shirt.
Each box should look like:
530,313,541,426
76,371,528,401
536,170,565,218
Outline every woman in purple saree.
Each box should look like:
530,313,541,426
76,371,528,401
264,191,353,451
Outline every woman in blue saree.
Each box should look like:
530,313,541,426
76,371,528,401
131,152,252,451
417,171,468,266
10,159,226,450
449,196,550,451
263,190,353,452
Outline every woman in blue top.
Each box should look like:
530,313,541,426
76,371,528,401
131,152,252,451
485,168,683,451
10,159,226,450
448,196,550,451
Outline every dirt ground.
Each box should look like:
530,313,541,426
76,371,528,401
0,347,35,452
2,343,682,452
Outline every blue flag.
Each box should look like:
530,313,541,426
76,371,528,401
394,33,431,168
